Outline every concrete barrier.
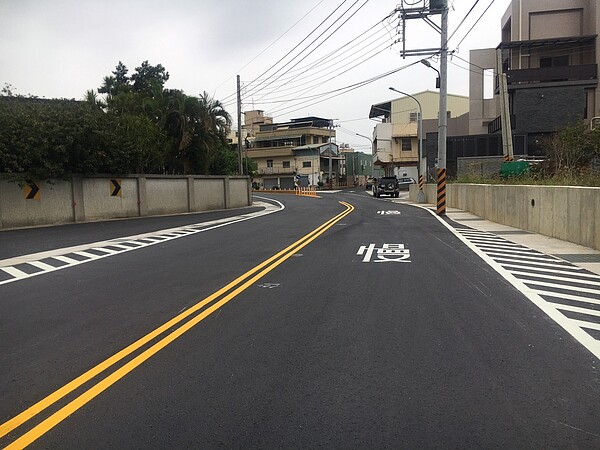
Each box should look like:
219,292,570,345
410,183,600,250
0,175,251,229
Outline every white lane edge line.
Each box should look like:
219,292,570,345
0,200,285,287
408,203,600,360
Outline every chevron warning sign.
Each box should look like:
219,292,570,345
24,180,41,200
110,179,122,197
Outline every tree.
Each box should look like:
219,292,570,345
544,121,595,175
130,60,169,97
191,92,232,174
84,89,105,110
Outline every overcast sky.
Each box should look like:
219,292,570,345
0,0,511,151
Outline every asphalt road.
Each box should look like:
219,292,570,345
1,191,599,449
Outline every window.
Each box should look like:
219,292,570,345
541,55,569,68
283,161,290,168
267,159,273,168
585,90,590,119
303,161,311,168
401,138,412,151
483,68,494,100
313,136,320,144
409,112,420,122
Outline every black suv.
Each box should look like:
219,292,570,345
373,176,399,198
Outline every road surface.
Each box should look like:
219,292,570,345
1,191,599,448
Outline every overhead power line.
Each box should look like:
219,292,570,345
211,0,328,96
248,0,373,102
242,0,355,98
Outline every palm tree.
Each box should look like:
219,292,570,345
193,92,232,174
83,89,107,110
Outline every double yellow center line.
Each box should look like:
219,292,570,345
1,201,354,449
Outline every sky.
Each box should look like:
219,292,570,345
0,0,511,152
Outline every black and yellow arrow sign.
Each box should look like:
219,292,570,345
110,179,122,197
24,180,40,200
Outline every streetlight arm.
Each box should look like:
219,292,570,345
388,87,424,185
355,132,372,144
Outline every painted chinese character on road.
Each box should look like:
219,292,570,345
357,243,411,263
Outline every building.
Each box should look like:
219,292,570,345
343,150,383,187
242,112,341,189
470,0,600,154
369,90,469,179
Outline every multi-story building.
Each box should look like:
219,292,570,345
470,0,600,154
369,90,469,178
342,149,383,187
243,112,341,189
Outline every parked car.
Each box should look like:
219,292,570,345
398,177,416,190
373,176,399,198
365,177,374,189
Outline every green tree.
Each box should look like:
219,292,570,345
191,92,232,175
130,60,169,97
544,121,595,175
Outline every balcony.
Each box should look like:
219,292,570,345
488,115,516,134
505,64,597,86
259,167,295,175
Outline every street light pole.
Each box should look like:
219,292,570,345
355,133,373,152
327,119,338,189
388,87,425,203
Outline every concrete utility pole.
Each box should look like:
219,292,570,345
395,0,448,214
496,49,514,161
437,0,448,215
328,119,337,189
236,75,243,175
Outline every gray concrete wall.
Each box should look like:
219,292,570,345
82,177,139,221
449,184,600,250
194,178,226,211
229,178,252,208
410,183,600,250
0,179,74,228
146,178,188,216
0,175,251,229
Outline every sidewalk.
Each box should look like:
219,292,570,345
414,202,600,276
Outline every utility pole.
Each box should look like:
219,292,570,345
236,75,243,175
437,0,448,215
395,0,448,215
496,49,514,161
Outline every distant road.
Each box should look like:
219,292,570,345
1,192,599,448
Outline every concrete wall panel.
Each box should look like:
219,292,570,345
146,178,188,215
553,188,569,241
194,178,226,211
538,187,555,238
527,186,541,233
229,178,250,207
82,178,139,220
0,179,73,228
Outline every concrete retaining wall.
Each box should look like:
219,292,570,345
0,175,251,229
410,183,600,250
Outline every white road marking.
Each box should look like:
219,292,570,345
0,200,284,287
412,204,600,360
510,270,600,287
